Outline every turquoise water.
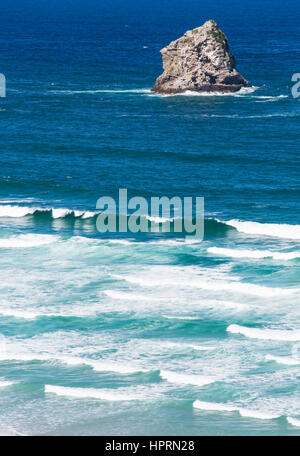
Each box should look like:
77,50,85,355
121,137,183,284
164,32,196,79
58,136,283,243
0,0,299,435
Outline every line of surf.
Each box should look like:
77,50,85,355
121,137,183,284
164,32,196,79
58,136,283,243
218,219,300,240
45,385,142,401
208,246,300,260
227,324,300,341
193,400,280,420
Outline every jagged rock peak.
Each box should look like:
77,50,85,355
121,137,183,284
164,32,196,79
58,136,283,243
152,20,251,94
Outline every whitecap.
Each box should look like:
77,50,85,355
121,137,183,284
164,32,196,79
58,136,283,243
193,400,237,412
0,204,98,220
193,400,280,420
0,205,41,218
254,95,288,102
219,219,300,240
0,234,59,248
162,315,199,320
208,247,300,260
0,351,146,374
163,342,214,351
265,354,300,365
287,417,300,427
160,370,216,387
227,324,300,341
122,273,298,297
0,380,14,388
52,208,73,219
146,215,174,223
238,408,280,420
103,290,157,301
45,385,140,401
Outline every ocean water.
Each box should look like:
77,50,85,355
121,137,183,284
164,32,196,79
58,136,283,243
0,0,299,436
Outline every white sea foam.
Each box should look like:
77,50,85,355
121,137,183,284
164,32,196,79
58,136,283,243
121,272,297,297
0,198,38,203
233,86,259,95
155,86,258,98
163,342,214,351
287,417,300,427
45,385,140,401
63,358,146,374
203,299,247,310
0,308,43,319
160,370,216,387
193,400,237,412
265,354,300,365
220,219,300,240
0,380,14,388
0,205,41,217
208,247,300,260
193,401,280,420
238,408,280,420
0,306,99,320
254,94,288,102
186,344,214,351
107,239,136,245
52,208,96,219
0,351,146,374
146,215,174,223
52,208,73,219
227,324,300,341
81,211,96,219
148,238,201,246
0,204,98,220
213,282,298,298
54,86,260,98
163,315,199,320
104,289,157,301
0,234,58,248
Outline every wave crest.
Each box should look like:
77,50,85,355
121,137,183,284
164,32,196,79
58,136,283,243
193,400,280,420
227,324,300,341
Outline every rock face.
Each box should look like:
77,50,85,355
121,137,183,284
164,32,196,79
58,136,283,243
152,20,251,94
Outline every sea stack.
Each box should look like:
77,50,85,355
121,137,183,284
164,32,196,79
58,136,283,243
152,20,251,94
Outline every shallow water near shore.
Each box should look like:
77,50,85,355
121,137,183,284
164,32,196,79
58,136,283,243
0,0,299,435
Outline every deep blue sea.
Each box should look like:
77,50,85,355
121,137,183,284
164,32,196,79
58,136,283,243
0,0,299,435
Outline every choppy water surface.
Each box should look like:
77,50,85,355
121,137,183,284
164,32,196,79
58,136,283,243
0,0,299,435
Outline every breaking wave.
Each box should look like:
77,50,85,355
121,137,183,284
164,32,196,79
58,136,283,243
0,352,147,374
287,417,300,427
121,272,299,297
265,354,300,365
9,205,300,243
207,247,300,260
160,371,216,387
0,234,59,248
219,219,300,239
193,400,280,420
227,324,300,341
0,380,15,388
0,204,98,219
162,342,214,351
45,385,141,401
